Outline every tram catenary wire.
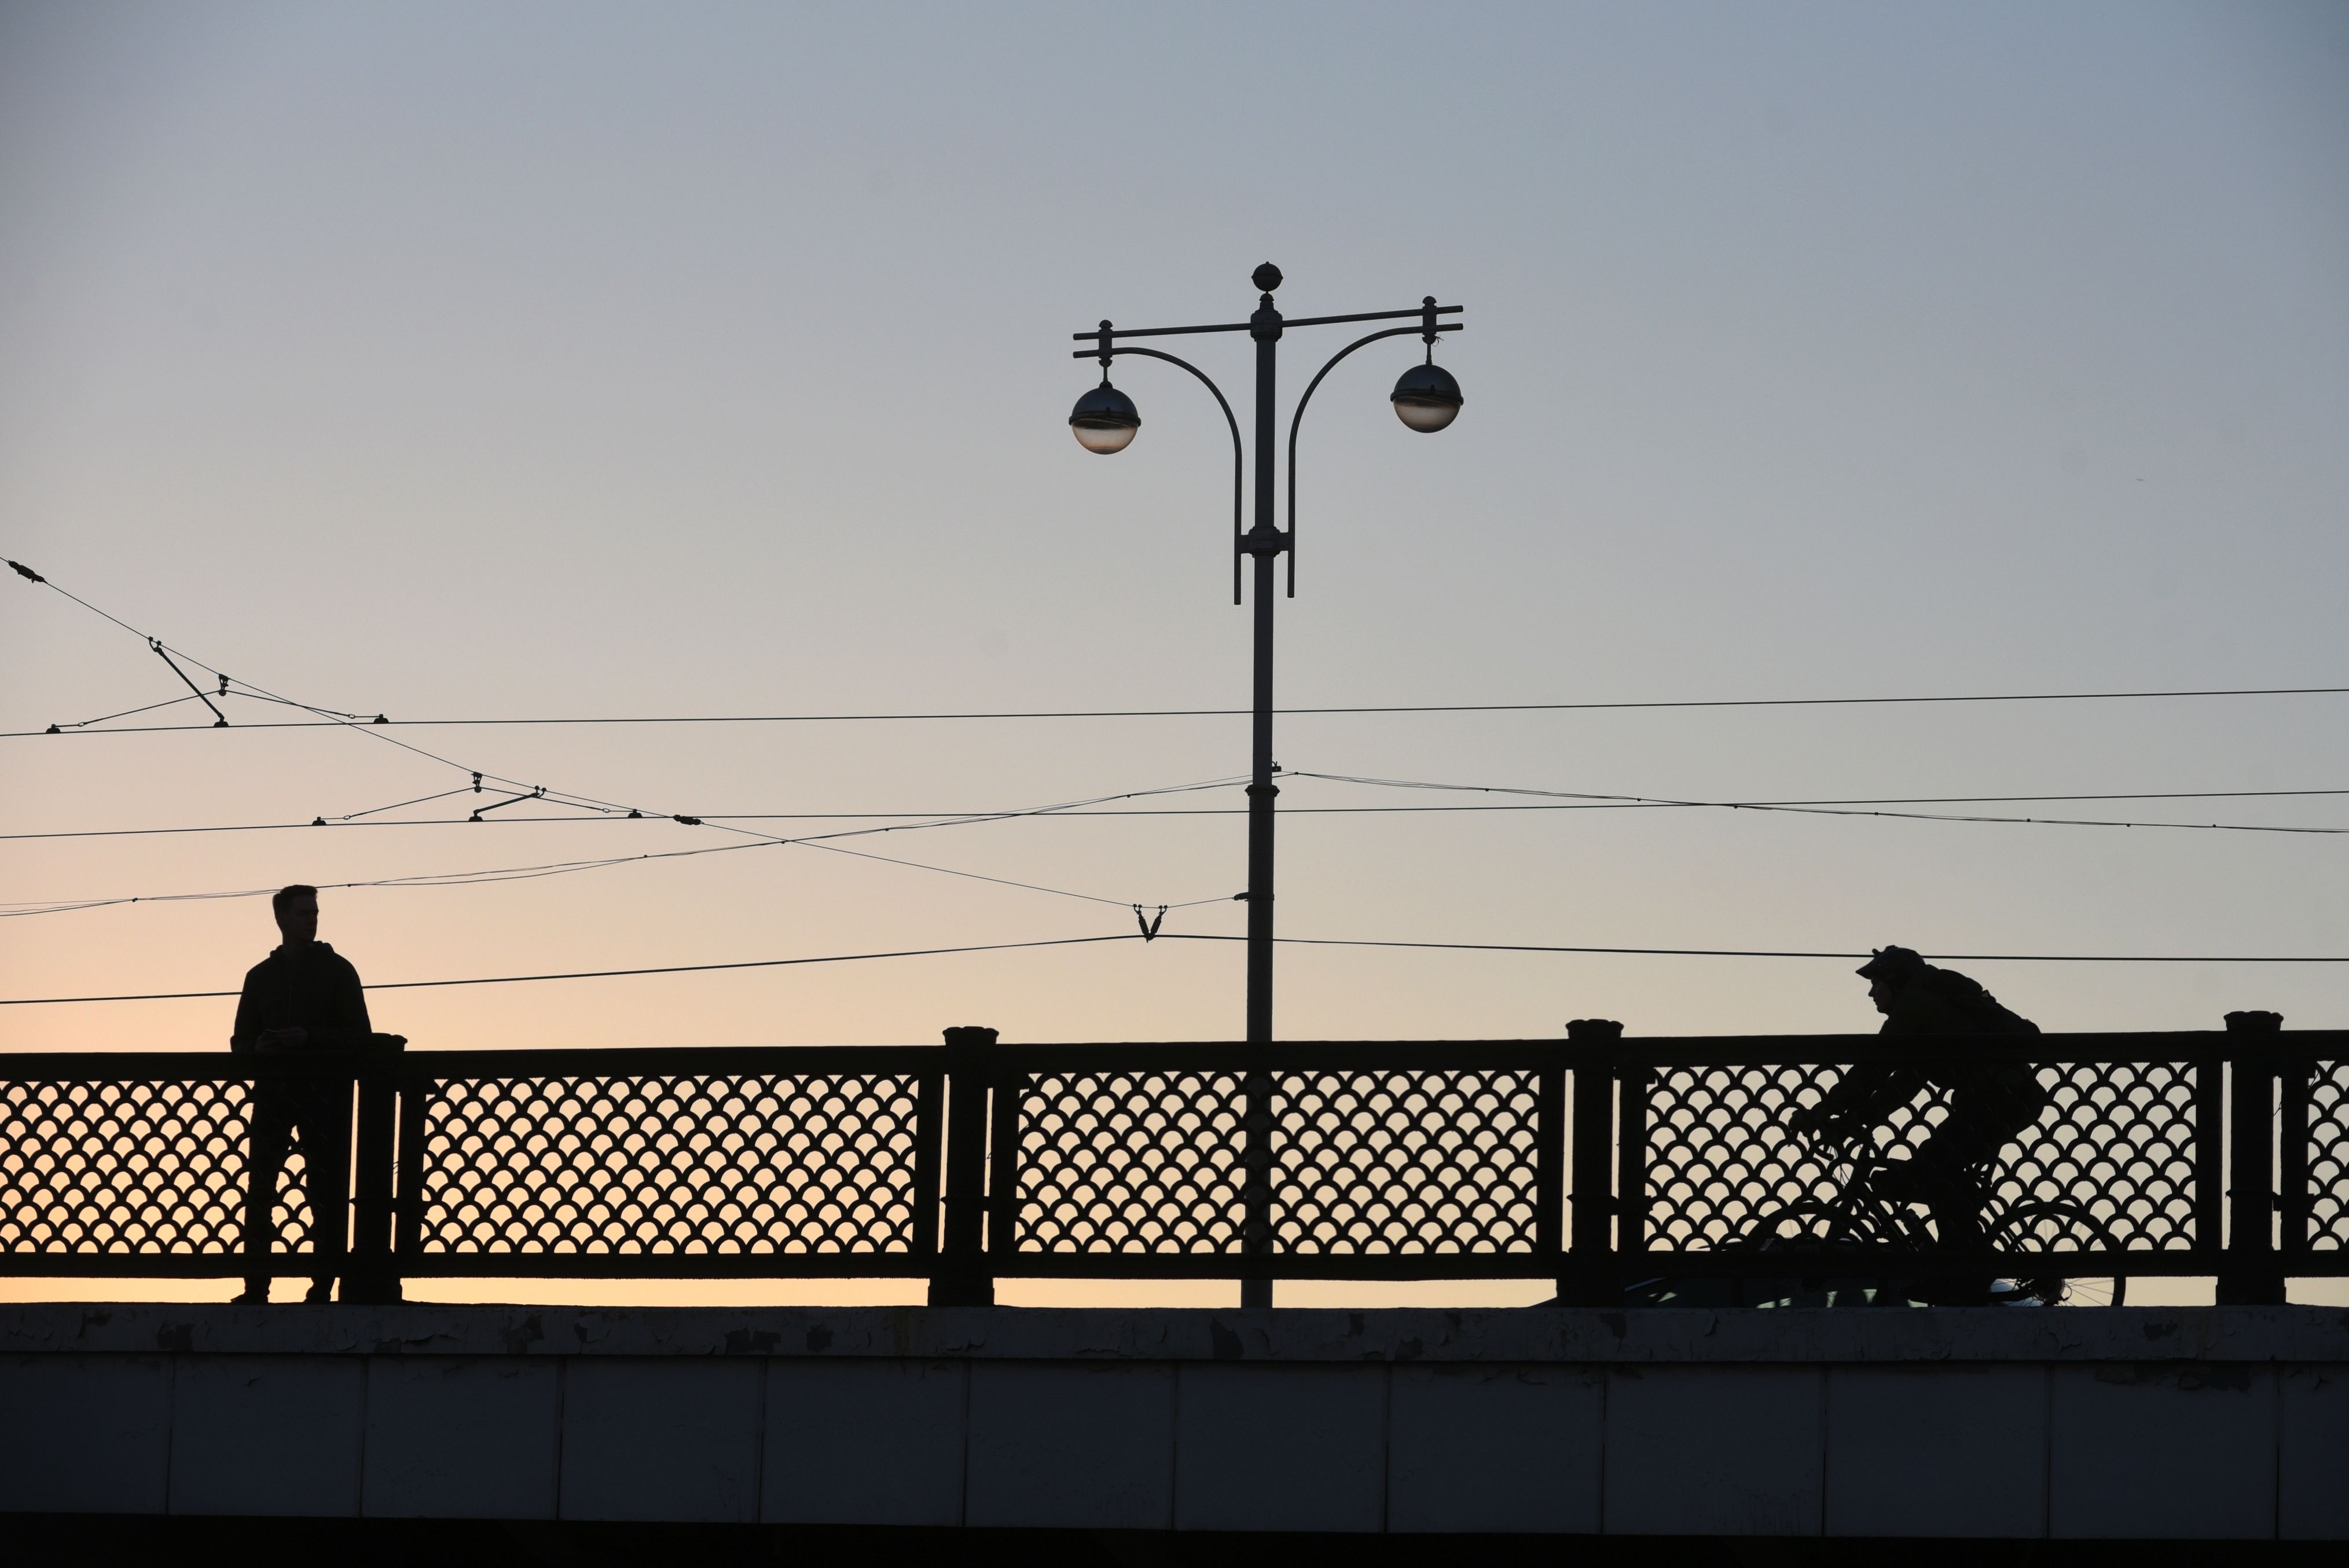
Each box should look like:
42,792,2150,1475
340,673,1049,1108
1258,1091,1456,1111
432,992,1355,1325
13,681,2349,739
8,931,2349,1007
9,783,2346,844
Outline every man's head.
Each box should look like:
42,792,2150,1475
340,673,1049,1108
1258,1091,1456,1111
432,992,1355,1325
1856,945,1925,1015
271,885,320,948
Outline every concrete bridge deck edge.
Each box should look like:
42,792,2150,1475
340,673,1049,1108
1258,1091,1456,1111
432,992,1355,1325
5,1305,2346,1539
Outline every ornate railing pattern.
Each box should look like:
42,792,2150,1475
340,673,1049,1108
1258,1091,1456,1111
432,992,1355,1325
1,1024,2341,1299
1014,1066,1251,1254
2308,1059,2348,1253
0,1057,325,1273
1010,1063,1546,1258
410,1064,931,1261
1271,1067,1544,1256
1643,1059,2202,1255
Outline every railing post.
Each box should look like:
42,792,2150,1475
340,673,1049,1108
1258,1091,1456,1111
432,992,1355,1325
930,1026,998,1308
911,1065,946,1265
2279,1045,2314,1274
1536,1050,1566,1290
391,1068,430,1273
1614,1034,1651,1268
239,1057,271,1290
2218,1010,2285,1306
344,1034,405,1305
1242,1067,1273,1308
1560,1019,1621,1306
2192,1044,2226,1277
986,1057,1025,1283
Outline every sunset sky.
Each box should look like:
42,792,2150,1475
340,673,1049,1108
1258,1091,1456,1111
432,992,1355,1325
4,3,2345,1306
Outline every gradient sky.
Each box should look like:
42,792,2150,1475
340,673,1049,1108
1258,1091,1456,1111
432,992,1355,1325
3,3,2346,1303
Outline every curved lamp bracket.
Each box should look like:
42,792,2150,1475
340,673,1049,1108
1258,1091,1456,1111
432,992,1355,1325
1285,322,1462,597
1103,346,1246,605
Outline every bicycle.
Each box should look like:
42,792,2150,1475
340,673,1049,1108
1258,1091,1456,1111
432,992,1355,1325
1625,1135,2128,1308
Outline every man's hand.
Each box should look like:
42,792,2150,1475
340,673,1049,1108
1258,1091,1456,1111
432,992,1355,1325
1789,1101,1846,1143
255,1026,309,1051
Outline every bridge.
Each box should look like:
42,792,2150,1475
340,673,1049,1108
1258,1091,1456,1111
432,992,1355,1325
5,1015,2346,1541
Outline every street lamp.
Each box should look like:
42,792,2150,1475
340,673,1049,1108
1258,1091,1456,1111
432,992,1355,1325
1389,362,1465,433
1066,263,1463,1305
1067,381,1141,454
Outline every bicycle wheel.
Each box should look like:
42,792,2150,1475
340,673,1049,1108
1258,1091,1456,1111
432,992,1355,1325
1985,1201,2128,1306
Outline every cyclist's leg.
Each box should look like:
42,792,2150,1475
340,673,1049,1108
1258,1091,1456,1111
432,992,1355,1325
1882,1100,2013,1251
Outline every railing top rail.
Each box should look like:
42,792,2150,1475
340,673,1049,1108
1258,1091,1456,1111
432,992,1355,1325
0,1050,390,1081
988,1029,2345,1070
382,1044,946,1077
4,1029,2339,1082
0,1045,950,1080
1610,1029,2347,1066
988,1038,1569,1071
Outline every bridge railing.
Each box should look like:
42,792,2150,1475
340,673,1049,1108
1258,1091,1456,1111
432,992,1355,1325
3,1018,2343,1303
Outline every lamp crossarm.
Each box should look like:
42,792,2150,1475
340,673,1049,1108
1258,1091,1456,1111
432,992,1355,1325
1284,322,1463,597
1070,304,1462,343
1093,345,1247,605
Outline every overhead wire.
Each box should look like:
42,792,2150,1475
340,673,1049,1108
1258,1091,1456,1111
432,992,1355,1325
4,557,1236,913
13,682,2349,739
328,787,481,823
12,556,2345,844
10,560,2346,983
1,776,1255,915
0,843,777,919
0,933,1146,1005
1162,934,2349,963
1285,771,2349,837
9,555,794,826
9,930,2349,1007
13,776,2347,846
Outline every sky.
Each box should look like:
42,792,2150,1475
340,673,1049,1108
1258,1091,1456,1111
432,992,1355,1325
3,2,2346,1306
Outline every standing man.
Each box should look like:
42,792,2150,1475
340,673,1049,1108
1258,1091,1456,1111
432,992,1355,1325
230,884,372,1304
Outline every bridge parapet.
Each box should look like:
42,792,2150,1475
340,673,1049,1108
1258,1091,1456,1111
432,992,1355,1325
7,1023,2347,1306
3,1302,2346,1538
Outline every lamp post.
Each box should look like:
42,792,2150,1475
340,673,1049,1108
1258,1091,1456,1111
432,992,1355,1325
1069,264,1463,1306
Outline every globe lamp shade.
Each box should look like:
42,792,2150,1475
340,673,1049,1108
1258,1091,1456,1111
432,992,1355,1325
1069,384,1142,454
1390,363,1463,434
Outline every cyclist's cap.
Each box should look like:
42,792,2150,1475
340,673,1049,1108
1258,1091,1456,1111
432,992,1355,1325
1856,945,1925,981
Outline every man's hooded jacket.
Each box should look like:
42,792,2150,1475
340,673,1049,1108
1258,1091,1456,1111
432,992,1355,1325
230,942,372,1053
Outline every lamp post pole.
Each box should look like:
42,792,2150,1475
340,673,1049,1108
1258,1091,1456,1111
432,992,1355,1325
1067,265,1465,1305
1243,280,1282,1048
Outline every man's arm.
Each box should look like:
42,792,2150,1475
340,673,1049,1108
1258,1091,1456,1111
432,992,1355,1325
229,964,265,1052
310,956,373,1050
1797,989,1965,1133
1797,1062,1895,1132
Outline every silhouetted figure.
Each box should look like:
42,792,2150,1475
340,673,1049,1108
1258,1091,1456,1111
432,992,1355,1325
230,885,371,1305
1790,946,2049,1265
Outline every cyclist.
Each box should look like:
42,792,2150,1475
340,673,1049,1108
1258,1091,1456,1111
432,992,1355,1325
1788,946,2049,1262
